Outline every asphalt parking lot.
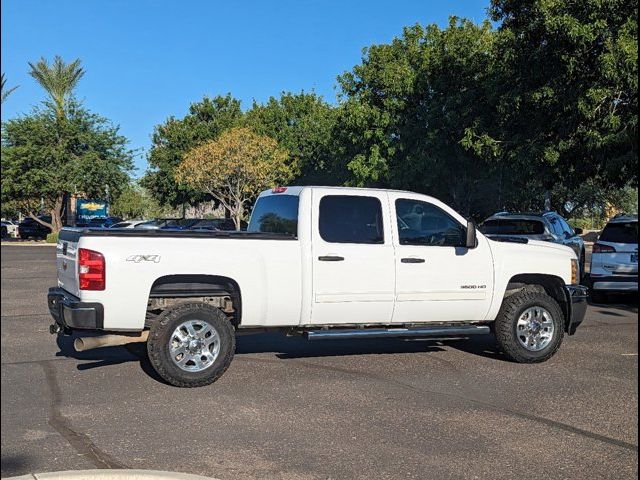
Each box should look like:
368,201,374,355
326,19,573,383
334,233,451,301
1,245,638,480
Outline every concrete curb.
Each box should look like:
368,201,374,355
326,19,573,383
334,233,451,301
4,470,219,480
0,242,56,246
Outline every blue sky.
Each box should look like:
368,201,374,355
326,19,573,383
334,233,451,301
1,0,489,174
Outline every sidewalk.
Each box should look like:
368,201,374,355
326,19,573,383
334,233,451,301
0,240,56,246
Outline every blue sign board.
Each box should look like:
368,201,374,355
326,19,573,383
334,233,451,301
76,199,108,223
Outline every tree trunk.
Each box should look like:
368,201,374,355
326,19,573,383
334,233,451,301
50,195,64,233
233,209,243,231
29,195,65,233
28,212,54,231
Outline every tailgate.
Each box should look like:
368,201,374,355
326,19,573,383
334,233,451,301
56,237,79,296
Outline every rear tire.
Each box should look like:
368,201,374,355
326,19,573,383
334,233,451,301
147,302,236,387
494,289,565,363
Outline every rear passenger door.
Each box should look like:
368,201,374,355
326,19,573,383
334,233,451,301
310,190,396,325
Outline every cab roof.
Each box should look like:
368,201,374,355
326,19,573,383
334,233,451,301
260,185,437,199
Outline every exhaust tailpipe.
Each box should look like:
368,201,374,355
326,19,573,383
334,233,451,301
74,331,149,352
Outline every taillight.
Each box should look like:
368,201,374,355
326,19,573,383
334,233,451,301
272,187,287,193
593,243,616,254
78,248,105,290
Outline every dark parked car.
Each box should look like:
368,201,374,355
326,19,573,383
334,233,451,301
480,211,586,277
159,218,201,230
131,218,193,230
77,216,123,228
18,217,52,239
132,219,165,230
189,218,246,231
90,216,123,228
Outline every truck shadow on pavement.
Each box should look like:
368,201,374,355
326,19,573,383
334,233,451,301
0,454,32,479
54,333,166,383
54,330,508,384
587,294,638,313
237,331,507,362
236,331,448,359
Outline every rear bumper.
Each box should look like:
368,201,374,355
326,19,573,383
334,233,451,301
47,287,104,331
564,285,588,335
591,275,638,292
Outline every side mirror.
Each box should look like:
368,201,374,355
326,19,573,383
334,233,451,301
574,227,583,236
466,220,478,249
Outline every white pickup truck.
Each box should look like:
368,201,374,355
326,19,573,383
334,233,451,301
48,186,588,387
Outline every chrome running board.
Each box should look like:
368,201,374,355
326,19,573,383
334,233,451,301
305,325,490,341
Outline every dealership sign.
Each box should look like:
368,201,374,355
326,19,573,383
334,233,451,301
76,199,108,223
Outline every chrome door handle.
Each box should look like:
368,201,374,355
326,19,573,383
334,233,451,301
318,256,345,262
401,257,425,264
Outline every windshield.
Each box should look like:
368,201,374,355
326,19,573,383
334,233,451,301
481,219,545,235
600,222,638,244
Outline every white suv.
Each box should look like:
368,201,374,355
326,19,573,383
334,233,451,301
590,214,638,302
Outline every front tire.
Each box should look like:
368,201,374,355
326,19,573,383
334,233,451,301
147,302,236,387
494,289,565,363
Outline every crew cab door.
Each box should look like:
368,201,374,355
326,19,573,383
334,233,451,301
390,194,494,323
310,190,395,325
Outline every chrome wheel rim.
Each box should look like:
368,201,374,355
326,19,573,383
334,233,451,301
169,320,220,372
516,306,555,352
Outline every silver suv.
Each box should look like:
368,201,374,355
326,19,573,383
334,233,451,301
590,214,638,302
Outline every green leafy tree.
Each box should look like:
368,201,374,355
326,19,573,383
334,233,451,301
175,127,295,229
28,56,84,119
1,103,134,232
110,183,178,220
489,0,638,213
142,94,244,211
335,4,637,218
335,19,500,215
246,92,338,185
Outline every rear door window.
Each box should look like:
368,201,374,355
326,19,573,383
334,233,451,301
248,194,299,235
600,222,638,244
319,195,384,244
481,219,545,235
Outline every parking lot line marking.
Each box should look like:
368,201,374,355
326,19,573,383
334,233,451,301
621,353,638,356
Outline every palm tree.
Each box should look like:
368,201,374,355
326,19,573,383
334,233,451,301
1,73,19,104
28,56,84,118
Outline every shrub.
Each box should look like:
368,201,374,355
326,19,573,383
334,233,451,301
45,233,59,244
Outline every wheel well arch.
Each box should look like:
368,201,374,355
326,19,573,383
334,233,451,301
148,274,242,327
505,274,570,331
